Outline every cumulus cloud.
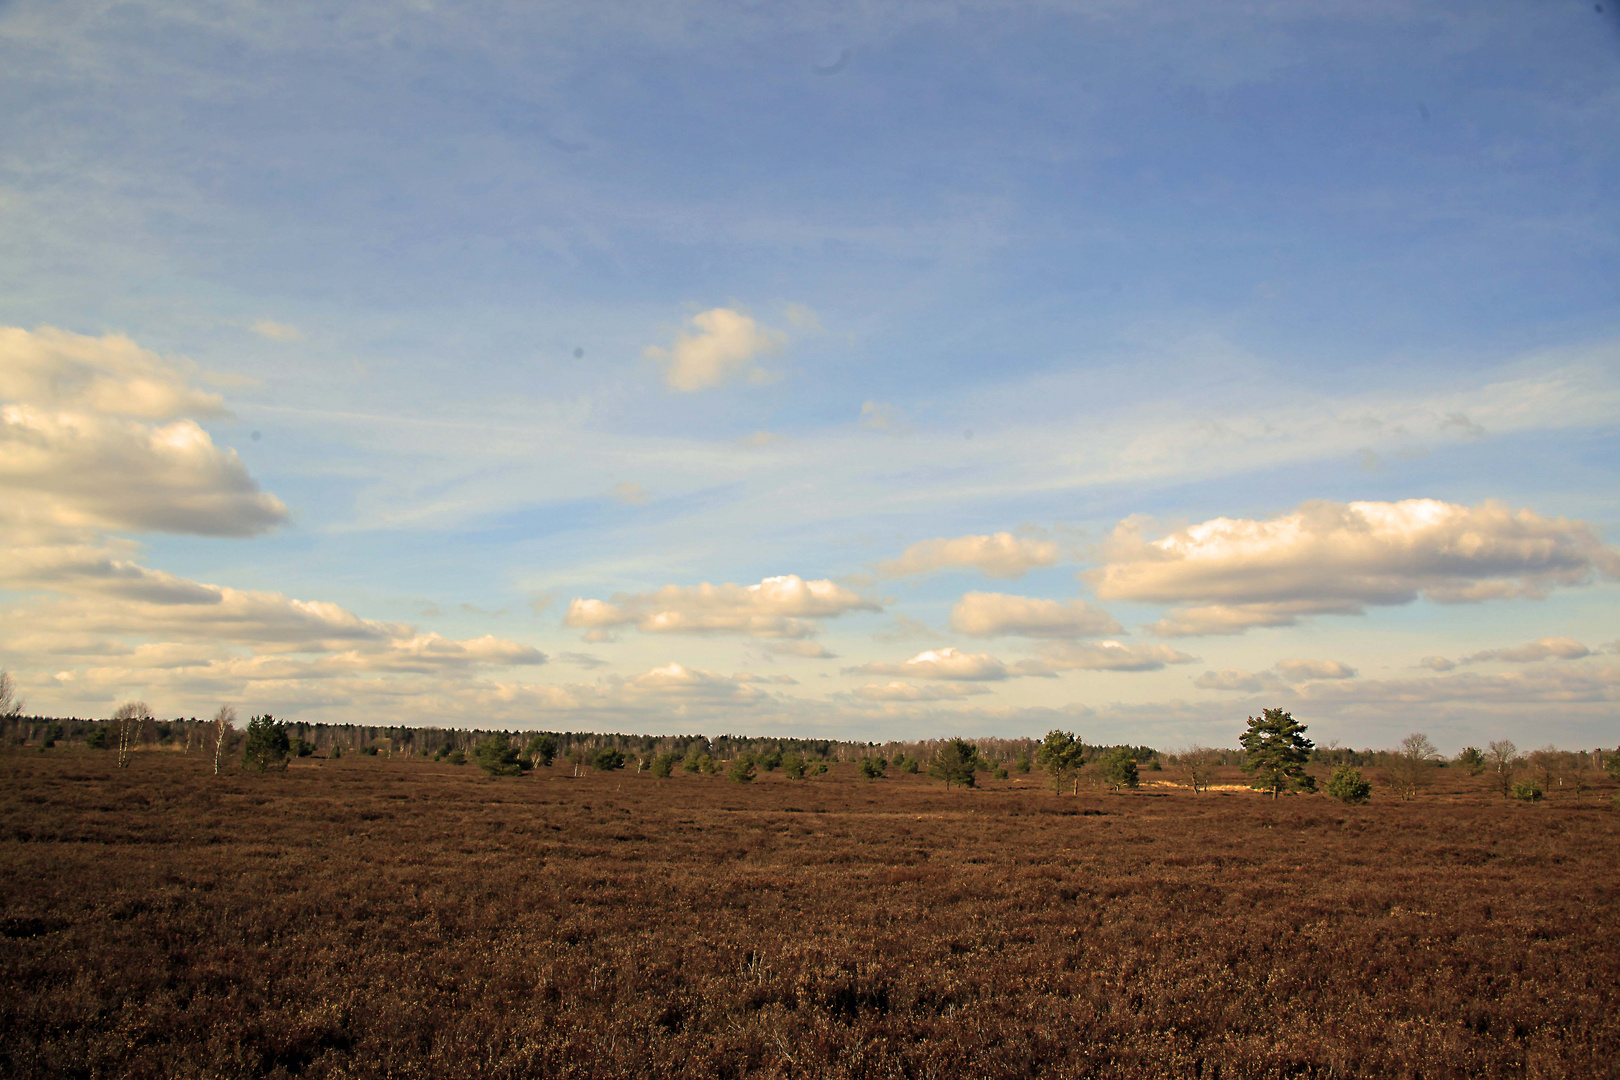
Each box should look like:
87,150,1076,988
878,532,1062,579
847,647,1016,681
1273,658,1358,680
1196,657,1357,692
764,640,840,659
1090,499,1620,637
1194,668,1274,692
1030,640,1199,673
1464,637,1591,664
0,326,286,537
564,574,881,639
644,307,784,392
949,591,1121,638
0,326,225,419
853,680,992,701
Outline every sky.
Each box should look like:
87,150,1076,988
2,0,1618,750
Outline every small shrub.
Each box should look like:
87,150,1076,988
331,745,344,760
759,751,782,772
591,747,626,771
1511,779,1543,803
993,765,1009,780
359,745,379,757
1327,765,1372,804
650,753,676,778
781,752,806,779
446,748,466,766
858,756,887,779
1013,756,1031,774
85,727,108,750
727,757,756,783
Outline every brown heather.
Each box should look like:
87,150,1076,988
2,751,1617,1079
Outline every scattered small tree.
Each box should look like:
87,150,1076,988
1099,747,1140,792
1240,708,1316,799
1605,748,1620,786
1327,765,1372,804
526,733,558,767
858,756,887,779
1456,746,1485,777
1486,740,1519,799
242,714,291,773
1035,729,1085,795
211,706,235,776
781,752,806,779
86,726,109,750
591,746,626,772
727,756,756,783
113,701,153,769
929,738,980,789
650,753,677,778
1527,745,1562,799
475,735,523,777
1387,733,1440,801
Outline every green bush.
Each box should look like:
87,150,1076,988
446,748,466,766
474,735,523,777
1013,756,1031,774
781,752,805,779
242,714,290,773
858,756,887,779
1511,779,1543,802
650,753,676,778
1327,765,1372,804
85,727,108,750
727,757,756,783
591,747,626,771
1100,747,1140,791
758,751,782,772
993,765,1009,780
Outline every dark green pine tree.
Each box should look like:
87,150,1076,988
1239,708,1316,799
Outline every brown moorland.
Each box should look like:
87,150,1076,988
2,751,1616,1080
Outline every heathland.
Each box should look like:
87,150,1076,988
2,748,1617,1079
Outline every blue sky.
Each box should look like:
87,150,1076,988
2,0,1617,749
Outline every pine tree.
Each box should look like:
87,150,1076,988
1239,708,1316,799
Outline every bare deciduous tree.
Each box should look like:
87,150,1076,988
1180,745,1218,794
1486,740,1519,799
0,670,23,719
1387,733,1440,801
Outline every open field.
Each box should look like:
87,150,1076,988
3,751,1617,1079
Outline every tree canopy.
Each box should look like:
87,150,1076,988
1239,708,1315,799
929,738,981,789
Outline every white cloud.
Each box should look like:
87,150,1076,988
950,591,1121,638
1464,637,1591,664
1030,640,1199,673
853,680,991,701
564,574,880,639
1195,668,1274,692
644,307,784,392
0,326,224,419
1273,657,1357,680
848,646,1015,681
1090,499,1620,637
1196,657,1355,692
1419,656,1457,672
250,319,303,343
878,532,1062,579
764,639,839,659
0,326,286,537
